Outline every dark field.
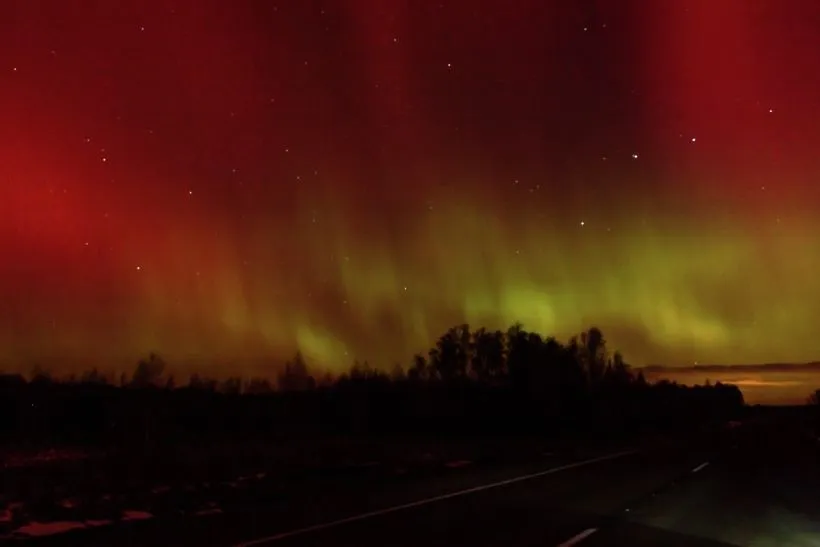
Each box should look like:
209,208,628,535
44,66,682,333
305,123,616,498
3,410,818,546
1,431,650,538
0,326,761,542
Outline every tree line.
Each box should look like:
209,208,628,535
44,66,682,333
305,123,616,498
0,324,745,448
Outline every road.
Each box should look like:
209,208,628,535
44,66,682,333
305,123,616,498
14,416,820,546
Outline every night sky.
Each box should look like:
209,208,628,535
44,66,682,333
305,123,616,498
2,1,820,379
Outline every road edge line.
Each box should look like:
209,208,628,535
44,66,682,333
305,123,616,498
557,527,598,547
691,461,710,473
233,449,638,546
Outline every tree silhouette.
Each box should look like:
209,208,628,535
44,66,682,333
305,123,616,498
80,367,108,385
505,322,527,389
245,377,272,394
277,352,315,391
635,369,648,387
390,363,406,382
131,353,166,388
471,328,505,383
31,364,52,385
431,327,462,381
221,377,242,395
0,322,748,449
604,351,632,388
582,327,607,385
408,353,428,382
188,374,217,391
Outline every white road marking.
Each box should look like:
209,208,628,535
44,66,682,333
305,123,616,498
691,461,710,473
557,527,598,547
232,450,637,546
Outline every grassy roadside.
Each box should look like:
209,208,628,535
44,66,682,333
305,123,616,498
1,432,646,536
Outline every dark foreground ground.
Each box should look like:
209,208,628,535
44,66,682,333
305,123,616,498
4,410,820,546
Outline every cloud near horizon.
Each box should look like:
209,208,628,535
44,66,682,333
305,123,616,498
641,362,820,405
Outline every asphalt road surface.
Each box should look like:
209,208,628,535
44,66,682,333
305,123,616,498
14,416,820,546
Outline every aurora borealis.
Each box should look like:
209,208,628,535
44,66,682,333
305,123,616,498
2,1,820,387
